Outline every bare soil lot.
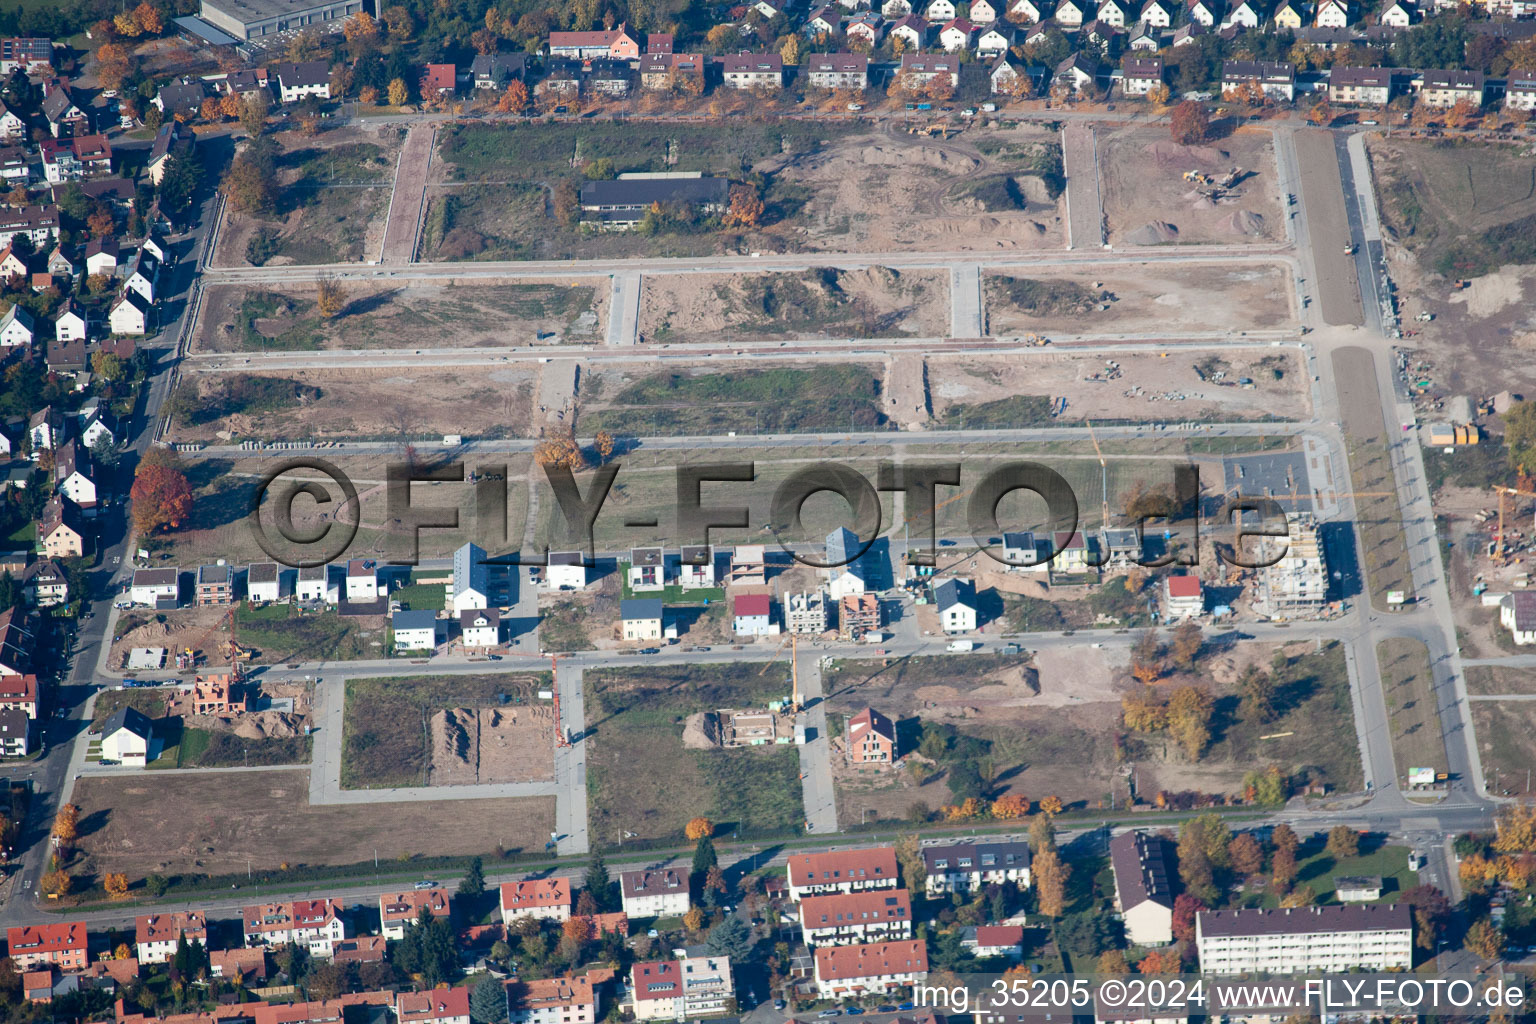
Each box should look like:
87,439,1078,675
192,280,607,354
928,347,1307,427
1472,699,1536,798
1465,665,1536,695
984,262,1294,337
167,365,539,442
1099,125,1283,246
637,267,946,345
72,771,555,879
214,125,404,268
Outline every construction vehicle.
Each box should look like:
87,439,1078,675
1183,169,1213,185
1022,333,1050,346
1344,243,1358,255
1216,166,1244,188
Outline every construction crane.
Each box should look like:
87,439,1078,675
1086,419,1110,528
758,633,802,712
1493,484,1536,564
499,650,573,748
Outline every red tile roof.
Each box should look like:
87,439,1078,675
500,877,571,911
734,593,771,617
136,911,207,945
380,888,451,923
788,847,897,888
397,987,471,1023
1166,575,1202,597
630,960,681,1002
7,922,85,955
975,925,1023,947
814,940,928,981
799,888,911,927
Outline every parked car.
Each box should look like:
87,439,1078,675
818,1012,842,1018
414,880,438,890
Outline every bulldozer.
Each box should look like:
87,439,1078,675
1182,169,1213,185
1216,166,1244,188
1022,333,1051,346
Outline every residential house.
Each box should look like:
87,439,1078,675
130,568,179,608
627,547,665,591
926,0,958,17
52,440,95,512
630,956,733,1020
1109,831,1176,945
246,562,281,603
46,246,75,281
619,868,691,918
813,940,927,999
123,249,159,304
977,25,1013,54
510,974,600,1024
799,889,913,947
0,247,27,284
108,290,149,336
0,609,31,679
805,6,843,36
1056,0,1089,23
546,551,590,589
1419,68,1484,107
21,560,66,607
1329,65,1397,104
1120,54,1164,94
788,847,899,900
883,0,914,16
154,79,207,116
732,593,777,636
54,300,85,343
967,925,1025,959
888,15,929,50
190,674,245,715
1140,0,1175,23
824,526,873,600
0,205,59,249
938,16,976,48
621,598,663,642
934,578,977,632
85,237,119,277
726,544,763,586
1098,0,1131,25
41,81,87,137
296,564,332,603
1223,0,1263,24
0,38,53,76
972,0,1002,20
345,558,379,600
1314,0,1350,24
1380,0,1414,23
1220,58,1295,99
460,609,500,648
0,707,29,755
0,675,36,719
722,53,784,89
1163,574,1203,618
1505,67,1536,110
209,947,267,981
379,888,451,941
1500,591,1536,644
270,61,333,103
332,937,387,965
921,841,1033,894
0,146,28,184
806,53,870,90
6,924,86,971
1050,531,1098,574
1008,0,1049,21
1171,20,1206,43
28,406,62,452
1056,52,1105,92
39,494,84,558
638,53,706,91
678,544,717,588
419,63,456,98
1187,0,1221,22
583,60,632,97
785,590,828,634
547,24,640,59
242,900,348,958
0,305,33,347
990,54,1027,93
194,563,234,606
147,122,193,188
845,706,896,764
100,705,154,765
1273,0,1306,25
397,987,472,1024
391,610,438,652
500,879,572,924
45,337,85,374
0,101,23,140
1195,904,1413,974
471,53,527,89
839,593,880,638
135,912,208,965
452,541,490,614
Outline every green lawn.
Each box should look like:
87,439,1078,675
1274,843,1416,907
235,605,383,662
618,571,724,605
1378,637,1448,781
585,664,805,844
91,689,172,730
393,583,446,612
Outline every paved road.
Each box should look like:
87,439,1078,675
796,650,837,835
379,123,435,264
1061,124,1104,250
1294,129,1363,328
607,271,642,345
949,264,983,338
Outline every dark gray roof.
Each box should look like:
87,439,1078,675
1197,903,1411,938
934,578,973,611
621,598,664,619
1110,831,1175,910
133,568,178,587
630,547,663,566
156,81,207,114
579,177,729,209
197,564,232,584
392,609,437,630
247,562,278,583
270,60,331,89
102,705,153,741
1222,59,1293,83
921,840,1031,874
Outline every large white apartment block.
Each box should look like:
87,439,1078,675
1195,905,1413,975
630,955,734,1020
619,869,691,918
799,889,913,947
921,841,1032,895
788,847,900,901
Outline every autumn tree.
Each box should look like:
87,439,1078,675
723,183,765,228
317,276,346,318
592,429,616,465
499,80,530,113
1098,949,1130,974
387,78,410,106
1138,948,1180,974
105,872,130,898
135,1,164,33
1445,97,1481,130
1307,98,1332,125
382,5,414,41
1494,803,1536,853
1167,684,1214,760
1033,844,1067,916
51,804,79,847
534,430,586,471
1228,833,1264,876
1239,664,1276,724
360,86,380,105
1171,893,1206,943
41,869,71,897
344,10,381,54
96,42,132,91
1170,620,1202,671
130,456,193,534
991,793,1030,818
115,9,144,36
239,91,269,137
1326,825,1360,860
1146,82,1171,105
1170,100,1210,145
1279,884,1314,908
87,206,115,238
779,35,801,65
1271,842,1298,894
1131,628,1163,685
1122,685,1168,732
683,907,705,932
1039,794,1064,816
685,817,714,840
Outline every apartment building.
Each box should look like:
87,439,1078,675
788,847,900,901
921,840,1032,895
242,900,348,958
1254,512,1329,619
806,53,869,91
1418,68,1485,108
501,879,572,924
136,911,208,965
813,940,928,999
1195,904,1413,974
511,974,600,1024
846,706,896,765
721,53,784,89
379,888,451,941
1507,67,1536,110
619,869,691,918
785,590,828,635
630,955,734,1020
798,889,913,947
1220,59,1296,99
1329,65,1397,104
398,987,472,1024
1109,831,1176,946
6,923,86,970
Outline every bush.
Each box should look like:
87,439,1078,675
245,227,282,266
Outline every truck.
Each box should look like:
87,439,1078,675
947,640,979,652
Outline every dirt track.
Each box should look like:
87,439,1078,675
381,123,435,264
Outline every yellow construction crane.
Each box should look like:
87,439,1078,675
1493,484,1536,564
1086,419,1110,528
758,633,802,712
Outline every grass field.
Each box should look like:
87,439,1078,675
176,728,311,768
581,365,889,436
1369,137,1536,278
585,664,805,844
235,605,383,663
91,688,171,729
1278,841,1416,907
1377,637,1448,780
1471,698,1536,797
72,771,555,880
341,673,548,788
1464,665,1536,695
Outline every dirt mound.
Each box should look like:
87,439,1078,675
1145,140,1227,166
429,705,555,786
1222,210,1266,236
682,711,723,750
1127,221,1180,245
854,143,982,173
